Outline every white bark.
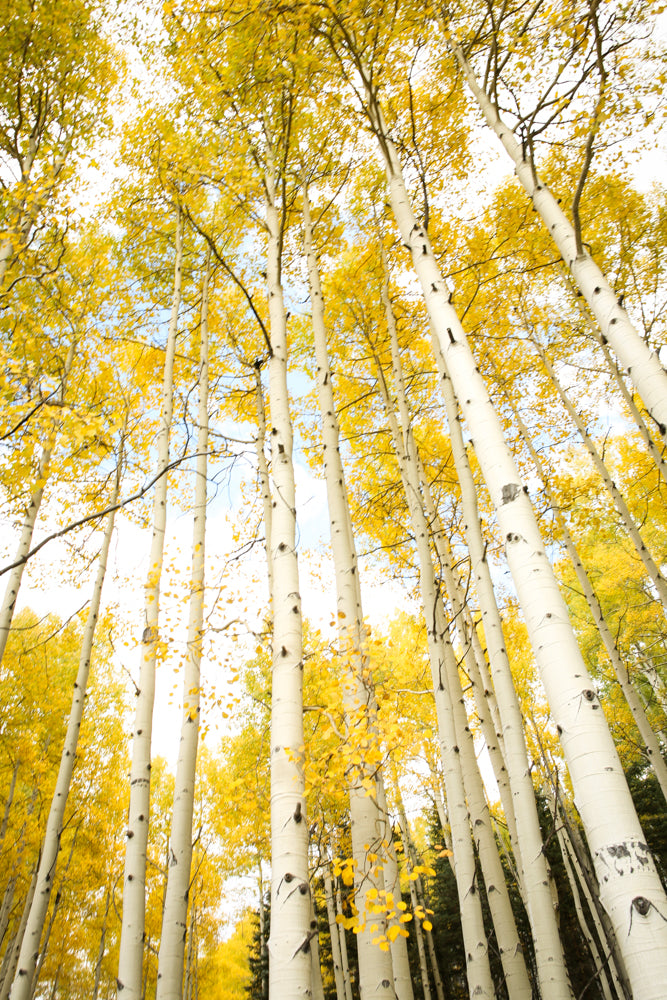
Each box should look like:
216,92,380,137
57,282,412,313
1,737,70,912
509,398,667,803
417,468,517,853
254,366,273,603
335,879,354,1000
430,336,580,984
309,896,325,1000
367,101,667,996
264,174,311,999
302,184,395,1000
445,30,667,440
9,452,122,1000
323,861,347,1000
118,207,183,998
0,869,37,1000
375,782,413,1000
369,336,494,1000
561,270,667,486
557,824,616,1000
0,339,76,666
534,341,667,611
156,255,211,1000
380,295,532,1000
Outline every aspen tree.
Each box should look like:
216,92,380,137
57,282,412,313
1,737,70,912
302,181,396,1000
325,32,667,992
0,0,117,291
505,392,667,803
323,857,347,1000
117,206,183,998
375,780,413,1000
0,340,75,666
364,335,495,999
440,24,667,441
156,253,211,1000
375,277,533,1000
529,336,667,612
560,269,667,486
8,445,123,1000
429,334,584,979
264,158,311,997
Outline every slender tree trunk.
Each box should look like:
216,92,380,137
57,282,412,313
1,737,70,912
443,28,667,440
367,339,495,999
92,886,111,1000
378,293,532,1000
0,765,19,857
560,268,667,485
417,466,518,858
429,332,574,974
323,861,347,1000
375,782,414,1000
257,863,268,1000
361,86,667,991
10,451,122,1000
264,172,311,998
118,207,183,998
335,879,354,1000
0,340,76,666
0,868,37,1000
156,253,211,1000
557,822,617,1000
254,366,273,603
532,339,667,611
309,895,325,1000
302,183,395,1000
507,395,667,803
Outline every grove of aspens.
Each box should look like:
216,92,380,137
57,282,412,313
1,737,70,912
1,1,667,998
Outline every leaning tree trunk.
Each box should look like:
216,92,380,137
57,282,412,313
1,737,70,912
264,170,311,999
8,450,122,1000
366,344,495,1000
379,293,533,1000
506,392,667,803
156,254,211,1000
430,332,577,977
302,183,396,1000
560,268,667,486
0,339,76,666
358,76,667,996
117,206,183,999
532,338,667,612
443,27,667,440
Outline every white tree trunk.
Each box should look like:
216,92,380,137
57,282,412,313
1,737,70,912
264,174,311,999
509,398,667,803
368,344,494,1000
117,207,183,998
380,292,533,1000
368,103,667,996
334,879,354,1000
430,335,580,983
156,254,211,1000
302,184,395,1000
444,30,667,440
533,340,667,611
9,451,122,1000
0,339,76,666
375,781,414,1000
254,365,273,603
557,823,616,1000
323,861,347,1000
